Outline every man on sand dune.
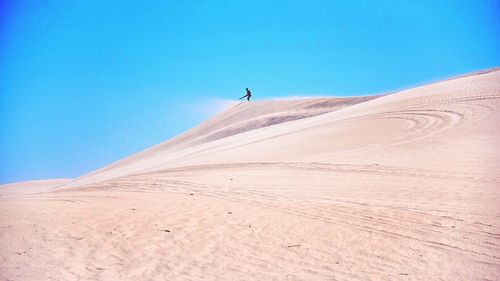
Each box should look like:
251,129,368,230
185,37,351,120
240,88,252,101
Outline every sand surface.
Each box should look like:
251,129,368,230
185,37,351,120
1,69,499,280
0,179,71,198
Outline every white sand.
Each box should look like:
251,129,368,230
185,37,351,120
0,179,71,197
1,69,499,280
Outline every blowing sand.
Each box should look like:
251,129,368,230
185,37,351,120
1,69,499,280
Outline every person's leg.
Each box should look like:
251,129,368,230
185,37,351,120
247,96,250,101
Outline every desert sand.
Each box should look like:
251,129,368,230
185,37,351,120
1,69,499,280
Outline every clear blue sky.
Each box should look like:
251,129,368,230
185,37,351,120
1,0,499,184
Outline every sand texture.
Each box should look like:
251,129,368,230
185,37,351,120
1,69,499,280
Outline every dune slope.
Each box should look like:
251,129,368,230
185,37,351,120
1,69,499,281
0,179,71,197
62,95,379,188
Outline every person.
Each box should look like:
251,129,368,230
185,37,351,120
239,88,252,101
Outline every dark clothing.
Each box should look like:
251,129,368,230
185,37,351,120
240,89,252,101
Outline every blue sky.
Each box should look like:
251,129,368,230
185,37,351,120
1,0,499,184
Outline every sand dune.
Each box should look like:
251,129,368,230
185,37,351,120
0,179,71,197
1,69,499,280
62,96,379,188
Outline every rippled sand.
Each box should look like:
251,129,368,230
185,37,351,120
1,69,499,280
